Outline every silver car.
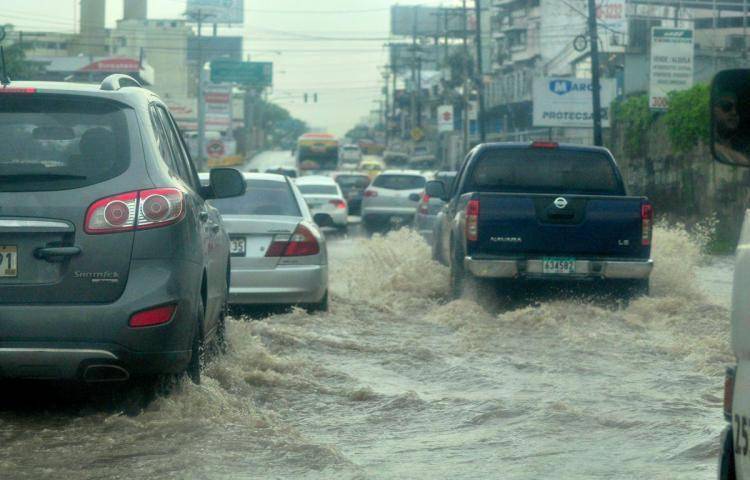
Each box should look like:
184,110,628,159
414,171,456,244
361,170,427,234
200,173,328,312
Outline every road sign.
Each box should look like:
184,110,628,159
411,127,424,142
206,139,225,159
437,105,454,132
211,60,272,86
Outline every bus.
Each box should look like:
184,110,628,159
295,133,340,172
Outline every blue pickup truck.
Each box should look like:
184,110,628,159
427,142,654,299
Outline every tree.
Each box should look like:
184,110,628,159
1,43,41,80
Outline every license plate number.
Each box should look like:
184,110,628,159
230,238,246,257
542,257,576,274
0,246,18,277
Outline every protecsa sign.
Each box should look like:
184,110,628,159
532,77,617,128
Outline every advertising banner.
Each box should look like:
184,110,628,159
649,27,694,110
532,77,616,128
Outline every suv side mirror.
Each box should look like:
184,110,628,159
425,180,448,201
711,69,750,167
207,168,246,199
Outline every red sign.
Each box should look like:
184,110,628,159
81,58,140,73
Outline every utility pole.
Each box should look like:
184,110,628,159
416,55,423,128
474,0,487,143
462,0,470,155
383,68,391,147
188,8,215,170
411,8,419,134
587,0,603,146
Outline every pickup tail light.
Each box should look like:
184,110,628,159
466,199,480,242
418,194,431,214
725,366,736,421
641,202,654,246
329,199,347,210
364,189,378,198
129,304,176,328
266,223,320,257
85,188,185,234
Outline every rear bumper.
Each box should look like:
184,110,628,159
0,259,201,380
464,257,653,280
230,264,328,305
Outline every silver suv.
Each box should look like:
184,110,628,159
361,170,426,234
0,76,245,384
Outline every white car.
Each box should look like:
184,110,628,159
339,144,363,164
360,170,427,234
295,175,349,230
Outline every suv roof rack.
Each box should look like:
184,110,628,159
100,74,142,91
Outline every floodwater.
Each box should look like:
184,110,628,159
0,151,736,479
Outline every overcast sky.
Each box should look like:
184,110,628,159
2,0,456,136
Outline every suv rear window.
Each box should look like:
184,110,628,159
335,175,370,189
298,184,338,195
372,175,426,190
0,95,131,192
210,179,301,217
469,148,624,195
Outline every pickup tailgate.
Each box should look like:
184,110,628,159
474,193,649,259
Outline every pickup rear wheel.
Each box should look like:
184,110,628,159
612,279,650,303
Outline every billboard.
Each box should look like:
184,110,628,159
391,6,474,37
532,77,617,128
187,0,244,24
204,83,233,132
187,36,243,63
649,28,694,110
389,43,464,74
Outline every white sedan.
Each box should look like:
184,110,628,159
295,175,349,230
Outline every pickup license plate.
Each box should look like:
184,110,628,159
0,246,18,277
230,237,246,257
542,257,576,275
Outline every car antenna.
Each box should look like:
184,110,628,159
0,46,10,86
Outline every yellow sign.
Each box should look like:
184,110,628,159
410,127,424,142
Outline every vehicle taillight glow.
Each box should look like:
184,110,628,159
265,223,320,257
466,199,480,242
85,188,185,234
725,366,736,421
0,87,37,94
329,199,347,210
419,194,431,214
364,189,378,198
531,141,559,149
129,304,176,328
641,202,654,246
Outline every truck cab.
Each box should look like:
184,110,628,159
713,69,750,480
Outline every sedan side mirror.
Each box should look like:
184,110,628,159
425,180,448,201
207,168,246,199
711,69,750,167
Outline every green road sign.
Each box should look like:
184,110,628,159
210,60,273,86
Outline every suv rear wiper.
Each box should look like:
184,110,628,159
0,173,87,180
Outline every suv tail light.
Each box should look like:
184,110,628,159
418,194,431,214
466,199,480,242
725,366,736,421
266,223,320,257
85,188,185,234
364,189,378,198
641,202,654,246
329,199,347,210
129,304,176,328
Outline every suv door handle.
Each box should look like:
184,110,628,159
199,211,209,222
34,246,81,261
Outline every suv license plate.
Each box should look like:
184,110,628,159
230,238,246,257
542,257,576,275
0,246,18,277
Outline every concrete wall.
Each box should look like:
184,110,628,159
609,118,750,246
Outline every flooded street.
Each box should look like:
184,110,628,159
0,219,735,479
